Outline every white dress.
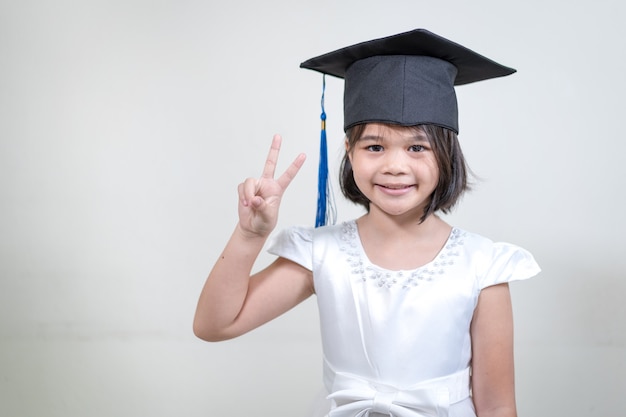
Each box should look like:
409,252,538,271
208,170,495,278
267,220,540,417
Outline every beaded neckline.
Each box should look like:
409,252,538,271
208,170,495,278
338,220,466,289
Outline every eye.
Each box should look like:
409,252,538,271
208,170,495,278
408,144,426,152
366,144,384,152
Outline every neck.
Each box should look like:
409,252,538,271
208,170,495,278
357,208,449,241
355,209,453,271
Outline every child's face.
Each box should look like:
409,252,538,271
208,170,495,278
347,123,440,218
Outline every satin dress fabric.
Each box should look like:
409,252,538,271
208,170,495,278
268,220,540,417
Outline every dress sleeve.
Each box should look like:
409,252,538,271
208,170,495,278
478,242,541,289
266,225,314,271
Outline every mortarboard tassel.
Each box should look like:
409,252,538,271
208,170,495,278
315,75,336,227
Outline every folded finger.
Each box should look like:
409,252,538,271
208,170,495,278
239,178,259,207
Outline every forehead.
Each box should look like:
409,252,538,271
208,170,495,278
360,123,429,141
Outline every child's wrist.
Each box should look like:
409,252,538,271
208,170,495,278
235,222,271,242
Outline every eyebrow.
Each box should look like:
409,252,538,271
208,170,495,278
358,133,430,143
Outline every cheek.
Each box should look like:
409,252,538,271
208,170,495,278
422,157,440,179
431,165,440,180
349,159,370,188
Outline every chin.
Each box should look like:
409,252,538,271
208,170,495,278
379,207,423,218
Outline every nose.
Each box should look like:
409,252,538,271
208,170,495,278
381,148,409,175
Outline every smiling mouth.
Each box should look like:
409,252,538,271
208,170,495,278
376,184,416,196
379,184,414,189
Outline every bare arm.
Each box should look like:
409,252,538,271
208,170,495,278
470,283,518,417
193,135,312,342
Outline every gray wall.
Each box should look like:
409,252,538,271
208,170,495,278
1,0,624,416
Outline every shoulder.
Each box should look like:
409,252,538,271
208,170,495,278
312,220,355,240
272,224,314,244
267,221,359,267
266,225,315,271
455,228,541,289
455,228,535,261
269,220,357,246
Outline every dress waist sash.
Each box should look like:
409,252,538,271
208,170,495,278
324,361,470,417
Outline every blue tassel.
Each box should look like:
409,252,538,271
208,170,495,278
316,112,328,227
315,75,333,227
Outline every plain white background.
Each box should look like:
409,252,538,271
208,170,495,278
1,0,624,416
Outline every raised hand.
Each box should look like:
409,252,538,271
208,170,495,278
237,134,306,238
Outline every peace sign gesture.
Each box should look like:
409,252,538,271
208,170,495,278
237,135,306,238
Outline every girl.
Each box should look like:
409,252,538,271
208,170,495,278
194,29,540,417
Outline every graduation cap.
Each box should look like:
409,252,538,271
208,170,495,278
300,28,516,226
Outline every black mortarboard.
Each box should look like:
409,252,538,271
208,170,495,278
300,29,516,227
300,28,516,133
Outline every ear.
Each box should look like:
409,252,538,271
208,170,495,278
345,139,352,161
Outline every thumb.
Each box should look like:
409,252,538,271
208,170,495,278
249,195,265,210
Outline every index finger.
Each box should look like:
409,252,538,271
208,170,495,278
261,134,283,179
